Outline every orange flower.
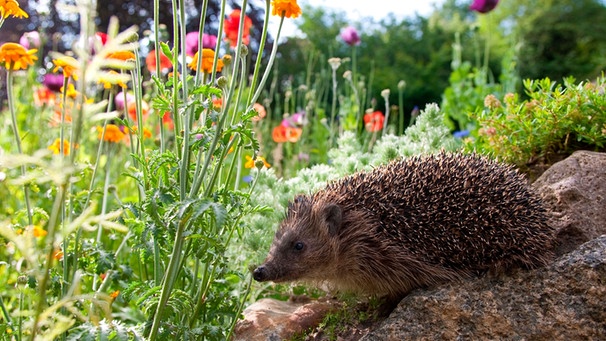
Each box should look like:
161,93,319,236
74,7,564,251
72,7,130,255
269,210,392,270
162,111,174,130
107,50,136,61
126,126,153,139
32,225,47,238
188,48,223,73
245,155,271,169
271,0,301,18
126,100,150,122
252,103,266,122
363,110,385,132
110,290,120,299
0,0,28,19
34,87,56,107
0,42,37,70
272,125,302,143
97,124,125,143
145,49,172,73
53,249,64,260
224,9,252,47
212,98,222,110
51,109,72,126
48,138,72,155
52,56,79,80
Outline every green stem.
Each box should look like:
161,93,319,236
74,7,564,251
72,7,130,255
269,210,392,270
6,70,33,226
147,217,190,340
246,0,271,106
247,15,284,110
30,183,67,341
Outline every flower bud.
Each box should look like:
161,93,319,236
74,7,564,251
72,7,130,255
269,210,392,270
217,76,228,88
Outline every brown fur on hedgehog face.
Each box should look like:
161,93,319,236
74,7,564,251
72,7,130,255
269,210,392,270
253,195,342,284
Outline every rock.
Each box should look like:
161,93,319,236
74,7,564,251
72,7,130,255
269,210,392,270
232,296,338,341
361,235,606,340
533,150,606,255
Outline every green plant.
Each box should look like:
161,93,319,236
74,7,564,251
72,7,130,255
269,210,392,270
469,76,606,167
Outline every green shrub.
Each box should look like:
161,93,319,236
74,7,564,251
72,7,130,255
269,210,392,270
470,76,606,168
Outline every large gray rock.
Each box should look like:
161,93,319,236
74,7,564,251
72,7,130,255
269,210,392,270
361,235,606,340
533,150,606,255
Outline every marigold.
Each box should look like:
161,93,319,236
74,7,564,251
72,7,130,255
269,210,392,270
363,110,385,132
224,9,252,47
0,0,28,19
52,56,79,80
0,42,37,70
188,48,224,73
47,138,72,155
97,124,125,143
245,155,271,169
271,0,301,18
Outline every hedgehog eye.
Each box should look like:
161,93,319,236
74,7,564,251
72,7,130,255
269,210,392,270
293,241,305,251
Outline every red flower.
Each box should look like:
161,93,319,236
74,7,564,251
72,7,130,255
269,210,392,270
363,111,385,132
272,125,302,143
145,49,172,74
224,9,252,47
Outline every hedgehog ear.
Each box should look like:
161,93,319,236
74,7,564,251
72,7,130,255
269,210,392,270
322,204,342,236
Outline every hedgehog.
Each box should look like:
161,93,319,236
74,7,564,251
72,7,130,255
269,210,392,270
253,152,555,300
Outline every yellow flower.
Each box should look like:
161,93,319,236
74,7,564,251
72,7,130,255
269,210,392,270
52,56,79,80
60,83,79,99
0,42,37,70
47,138,72,155
0,0,28,19
188,48,224,73
97,124,125,143
98,70,128,89
245,155,271,169
32,225,47,238
271,0,301,18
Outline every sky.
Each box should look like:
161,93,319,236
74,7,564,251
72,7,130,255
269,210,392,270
268,0,445,38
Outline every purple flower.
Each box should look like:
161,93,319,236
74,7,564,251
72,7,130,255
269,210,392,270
185,32,218,56
340,26,361,46
43,73,65,92
469,0,499,13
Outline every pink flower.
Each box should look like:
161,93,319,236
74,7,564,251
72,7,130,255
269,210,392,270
19,31,41,49
469,0,499,13
115,91,136,111
185,32,218,56
340,26,361,46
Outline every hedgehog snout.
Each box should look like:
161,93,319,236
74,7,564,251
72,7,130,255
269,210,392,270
253,265,268,282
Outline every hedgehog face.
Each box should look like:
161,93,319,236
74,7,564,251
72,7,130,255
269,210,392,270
253,197,342,283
